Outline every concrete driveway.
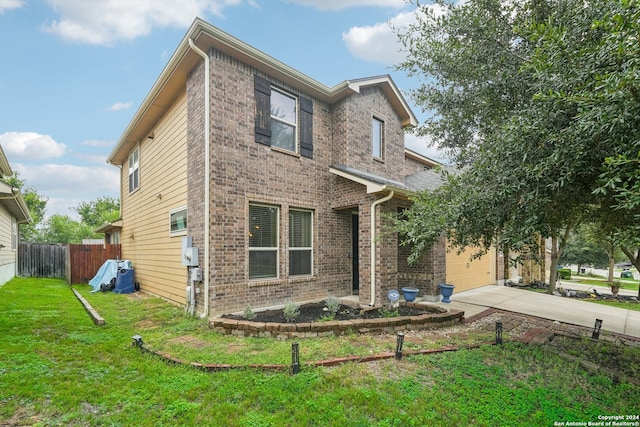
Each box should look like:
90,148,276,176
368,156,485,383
434,285,640,338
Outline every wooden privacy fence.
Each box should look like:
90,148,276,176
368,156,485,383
18,243,121,284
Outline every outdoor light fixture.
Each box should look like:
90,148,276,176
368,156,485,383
291,342,300,374
495,322,503,345
592,319,603,340
132,335,143,348
395,332,405,360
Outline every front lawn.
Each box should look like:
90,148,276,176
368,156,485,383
573,277,639,293
1,278,638,426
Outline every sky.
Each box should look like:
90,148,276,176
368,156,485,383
0,0,445,220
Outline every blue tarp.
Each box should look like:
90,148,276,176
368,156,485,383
89,259,132,292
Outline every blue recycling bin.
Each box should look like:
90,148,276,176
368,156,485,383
114,269,135,294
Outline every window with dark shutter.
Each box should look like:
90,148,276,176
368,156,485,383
254,75,271,146
299,96,313,158
254,74,313,157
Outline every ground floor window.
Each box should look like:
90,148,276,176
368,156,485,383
249,204,279,279
289,209,312,276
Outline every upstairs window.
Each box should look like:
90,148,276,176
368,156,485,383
249,204,279,280
270,89,297,152
254,75,314,158
372,117,384,159
128,147,140,193
289,209,312,276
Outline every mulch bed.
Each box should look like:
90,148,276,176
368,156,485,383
222,302,430,323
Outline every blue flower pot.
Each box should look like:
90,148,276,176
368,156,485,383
439,283,455,303
401,287,419,302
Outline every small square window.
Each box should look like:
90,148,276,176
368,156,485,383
169,207,187,236
372,117,384,159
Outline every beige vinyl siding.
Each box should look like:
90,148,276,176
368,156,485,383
0,204,14,264
445,242,496,292
0,205,16,285
120,92,188,305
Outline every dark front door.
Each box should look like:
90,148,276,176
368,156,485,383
352,213,359,293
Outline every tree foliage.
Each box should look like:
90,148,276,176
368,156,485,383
4,173,48,242
4,172,120,243
395,0,640,292
38,215,97,244
73,197,120,228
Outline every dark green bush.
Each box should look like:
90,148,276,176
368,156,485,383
557,268,572,280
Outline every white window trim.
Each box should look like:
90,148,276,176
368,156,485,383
289,208,313,277
128,145,140,194
270,87,298,153
169,206,187,237
249,203,280,280
11,219,17,251
372,116,384,160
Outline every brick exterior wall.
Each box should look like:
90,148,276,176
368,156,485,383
184,47,447,316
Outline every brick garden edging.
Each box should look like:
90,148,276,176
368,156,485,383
72,288,105,326
209,302,465,339
131,336,495,373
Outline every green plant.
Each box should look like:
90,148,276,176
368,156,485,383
379,306,399,318
325,296,340,316
609,280,623,289
283,301,300,323
557,268,572,280
243,305,256,320
318,314,336,322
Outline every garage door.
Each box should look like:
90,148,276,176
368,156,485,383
445,244,496,292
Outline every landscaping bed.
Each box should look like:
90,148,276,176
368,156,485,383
213,301,464,338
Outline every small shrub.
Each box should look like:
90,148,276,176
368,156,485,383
325,296,340,316
379,307,399,318
283,302,300,323
242,305,256,320
557,268,572,280
318,314,335,322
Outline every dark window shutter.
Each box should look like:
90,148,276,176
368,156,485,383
299,96,313,158
254,75,271,146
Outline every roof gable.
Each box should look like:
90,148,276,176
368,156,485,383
108,18,417,165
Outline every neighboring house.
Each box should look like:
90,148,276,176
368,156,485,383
0,146,31,286
107,18,498,317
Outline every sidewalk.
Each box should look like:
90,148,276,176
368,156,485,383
432,284,640,338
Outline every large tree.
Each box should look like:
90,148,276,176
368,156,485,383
395,0,639,292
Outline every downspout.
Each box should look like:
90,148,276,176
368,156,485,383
188,38,211,319
369,191,394,306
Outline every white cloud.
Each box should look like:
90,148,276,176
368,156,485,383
342,10,417,66
81,139,113,148
0,131,67,161
13,163,119,195
43,0,243,45
0,0,23,14
106,102,132,112
342,3,450,66
282,0,405,11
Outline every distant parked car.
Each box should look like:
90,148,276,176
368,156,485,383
615,261,632,268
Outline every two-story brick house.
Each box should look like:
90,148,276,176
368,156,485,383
107,18,498,317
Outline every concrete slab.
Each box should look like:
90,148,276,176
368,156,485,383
433,285,639,338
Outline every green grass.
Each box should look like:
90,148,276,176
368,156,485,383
572,277,639,292
1,278,638,426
